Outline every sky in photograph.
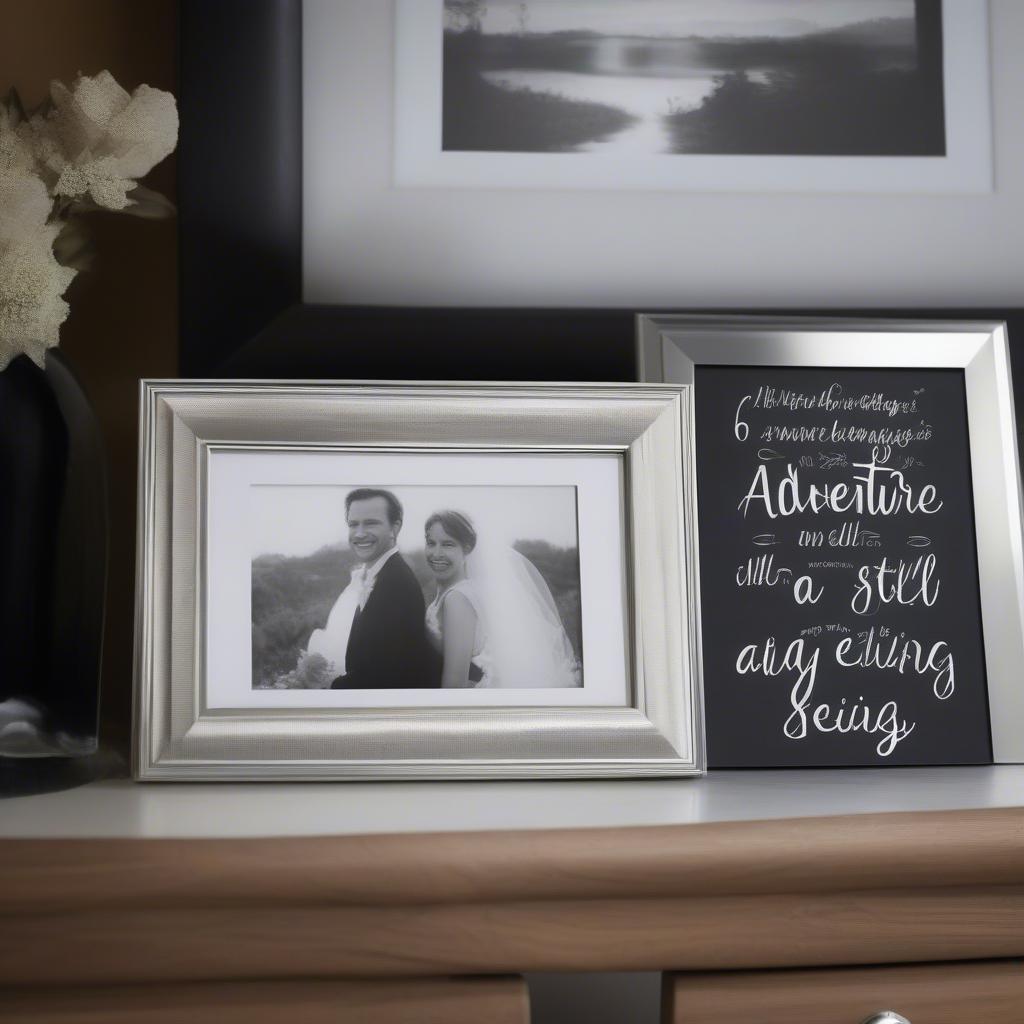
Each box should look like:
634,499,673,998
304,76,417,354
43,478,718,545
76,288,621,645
251,484,579,558
475,0,915,38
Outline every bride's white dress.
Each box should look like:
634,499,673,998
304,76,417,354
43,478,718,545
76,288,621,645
425,580,495,687
426,546,582,689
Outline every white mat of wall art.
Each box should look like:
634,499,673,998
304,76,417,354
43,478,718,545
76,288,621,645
393,0,992,194
304,0,1024,309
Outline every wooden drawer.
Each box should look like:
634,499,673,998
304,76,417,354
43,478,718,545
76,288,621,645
0,976,530,1024
664,961,1024,1024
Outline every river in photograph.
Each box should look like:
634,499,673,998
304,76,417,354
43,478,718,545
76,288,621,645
480,68,762,154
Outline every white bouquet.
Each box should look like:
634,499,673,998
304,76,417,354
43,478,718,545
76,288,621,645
0,71,178,371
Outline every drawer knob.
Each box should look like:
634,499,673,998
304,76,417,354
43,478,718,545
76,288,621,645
861,1014,911,1024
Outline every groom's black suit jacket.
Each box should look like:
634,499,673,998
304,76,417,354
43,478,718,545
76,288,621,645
330,552,440,689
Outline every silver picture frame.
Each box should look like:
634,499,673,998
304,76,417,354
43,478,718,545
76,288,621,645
133,381,703,780
638,314,1024,765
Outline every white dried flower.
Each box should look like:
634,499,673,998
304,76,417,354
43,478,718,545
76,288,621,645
30,70,178,211
0,114,76,370
0,221,76,370
1,150,51,241
0,72,176,367
0,105,35,179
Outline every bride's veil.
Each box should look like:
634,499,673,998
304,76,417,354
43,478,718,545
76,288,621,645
466,537,582,689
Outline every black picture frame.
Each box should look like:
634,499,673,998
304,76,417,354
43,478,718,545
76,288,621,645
178,0,1024,409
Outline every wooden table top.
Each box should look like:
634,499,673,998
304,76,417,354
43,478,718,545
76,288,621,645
2,768,1023,986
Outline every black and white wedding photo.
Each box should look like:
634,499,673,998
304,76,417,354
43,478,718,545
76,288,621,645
251,484,584,691
442,0,944,156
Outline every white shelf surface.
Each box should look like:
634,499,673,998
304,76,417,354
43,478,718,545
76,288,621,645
2,766,1022,839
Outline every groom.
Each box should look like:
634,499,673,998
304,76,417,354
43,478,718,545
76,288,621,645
329,488,438,689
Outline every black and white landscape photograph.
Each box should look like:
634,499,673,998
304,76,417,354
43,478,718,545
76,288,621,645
251,484,584,692
441,0,946,157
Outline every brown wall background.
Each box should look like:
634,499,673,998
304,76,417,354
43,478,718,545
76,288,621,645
2,0,179,749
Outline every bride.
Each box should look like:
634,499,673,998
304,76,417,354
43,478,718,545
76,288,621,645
423,510,581,689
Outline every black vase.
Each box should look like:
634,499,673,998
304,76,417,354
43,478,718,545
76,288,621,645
0,350,107,757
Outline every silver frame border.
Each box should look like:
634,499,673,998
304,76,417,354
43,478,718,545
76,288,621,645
133,381,704,780
638,314,1024,765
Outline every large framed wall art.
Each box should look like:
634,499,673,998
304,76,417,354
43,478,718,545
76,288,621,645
133,381,702,780
638,316,1024,768
178,0,1023,383
395,0,992,193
